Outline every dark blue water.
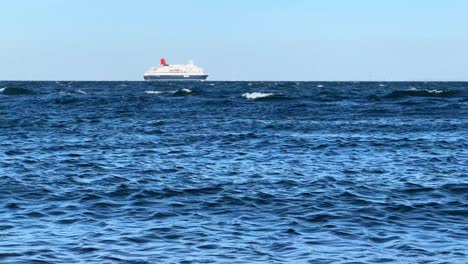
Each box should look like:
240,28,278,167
1,81,467,263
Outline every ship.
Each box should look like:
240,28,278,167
144,58,208,81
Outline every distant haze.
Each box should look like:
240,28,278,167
1,0,468,81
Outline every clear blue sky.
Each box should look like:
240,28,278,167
1,0,467,81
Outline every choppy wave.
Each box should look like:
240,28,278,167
0,86,35,95
173,88,193,95
242,92,275,99
145,90,167,94
75,89,87,95
242,92,283,100
145,88,193,95
58,89,88,96
386,87,461,98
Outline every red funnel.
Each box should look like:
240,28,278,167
160,58,167,65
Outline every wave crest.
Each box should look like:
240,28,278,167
145,90,166,94
242,92,277,100
173,88,193,96
386,88,460,98
145,88,193,95
0,86,35,95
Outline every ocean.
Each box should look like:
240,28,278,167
0,81,467,263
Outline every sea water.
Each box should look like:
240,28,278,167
0,81,467,263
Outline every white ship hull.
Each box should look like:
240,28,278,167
144,74,208,81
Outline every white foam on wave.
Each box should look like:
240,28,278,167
145,88,192,95
427,89,443,94
242,92,275,100
0,87,5,93
58,90,86,95
59,91,72,96
145,90,167,94
317,84,324,88
408,87,443,93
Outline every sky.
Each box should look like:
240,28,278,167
1,0,467,81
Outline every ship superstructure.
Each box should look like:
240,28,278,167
144,58,208,81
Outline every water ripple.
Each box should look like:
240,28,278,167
0,81,467,263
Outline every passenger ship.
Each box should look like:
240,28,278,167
144,58,208,81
